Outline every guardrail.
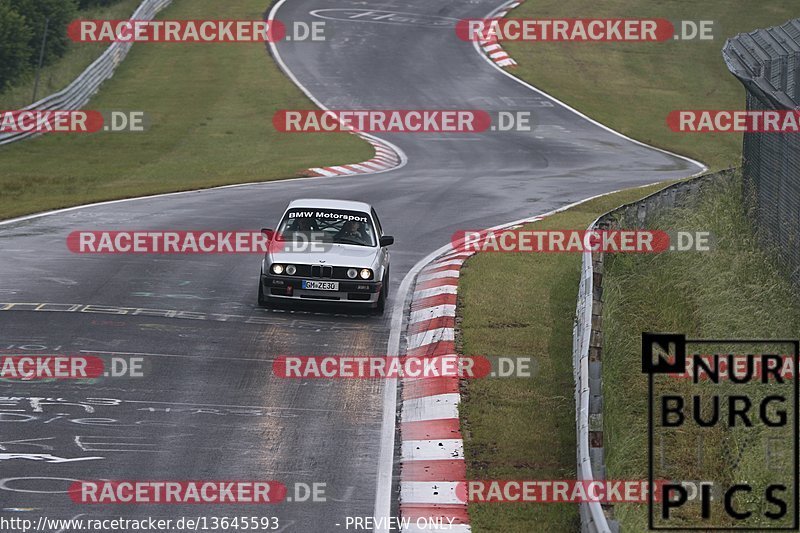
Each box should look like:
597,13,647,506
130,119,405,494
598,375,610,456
573,169,734,533
574,238,612,533
0,0,172,146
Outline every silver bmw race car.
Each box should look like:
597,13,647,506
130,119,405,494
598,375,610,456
258,199,394,313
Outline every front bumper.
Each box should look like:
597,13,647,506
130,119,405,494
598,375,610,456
261,274,382,305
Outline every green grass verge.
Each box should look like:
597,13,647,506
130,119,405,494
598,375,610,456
459,182,673,532
0,0,372,220
0,0,143,110
603,175,800,530
503,0,798,170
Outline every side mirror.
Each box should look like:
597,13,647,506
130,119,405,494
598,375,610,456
261,228,274,240
379,236,395,247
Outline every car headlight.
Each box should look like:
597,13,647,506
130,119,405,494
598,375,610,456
359,268,372,280
347,268,358,279
286,265,297,275
271,264,284,275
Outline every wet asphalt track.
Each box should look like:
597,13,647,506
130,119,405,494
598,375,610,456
0,0,703,531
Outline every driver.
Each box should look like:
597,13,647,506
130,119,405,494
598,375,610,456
336,220,368,244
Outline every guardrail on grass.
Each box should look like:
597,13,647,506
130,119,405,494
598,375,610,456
573,169,734,533
0,0,172,146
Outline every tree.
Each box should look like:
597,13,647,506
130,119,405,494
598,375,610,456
0,2,33,89
78,0,121,8
10,0,78,67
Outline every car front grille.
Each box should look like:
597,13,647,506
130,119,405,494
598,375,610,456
311,265,334,278
279,264,367,280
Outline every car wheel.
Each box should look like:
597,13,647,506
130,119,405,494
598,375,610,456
257,279,268,307
374,274,387,315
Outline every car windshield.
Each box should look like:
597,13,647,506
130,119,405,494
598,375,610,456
277,208,376,247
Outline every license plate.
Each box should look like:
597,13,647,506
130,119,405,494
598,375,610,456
302,280,339,291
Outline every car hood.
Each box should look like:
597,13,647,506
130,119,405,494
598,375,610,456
268,244,379,268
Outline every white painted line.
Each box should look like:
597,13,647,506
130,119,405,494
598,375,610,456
401,439,464,461
0,174,334,227
119,398,347,413
401,481,463,505
268,0,408,184
401,393,460,423
471,1,708,174
409,305,457,325
79,349,277,363
0,113,401,229
407,327,455,350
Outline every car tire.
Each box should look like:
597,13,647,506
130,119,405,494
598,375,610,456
257,279,268,307
374,272,388,315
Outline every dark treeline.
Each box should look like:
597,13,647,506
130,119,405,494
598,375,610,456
0,0,123,91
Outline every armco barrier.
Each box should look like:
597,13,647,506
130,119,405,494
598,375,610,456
0,0,172,146
723,19,800,285
573,169,733,533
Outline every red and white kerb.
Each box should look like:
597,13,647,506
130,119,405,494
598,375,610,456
309,136,402,177
477,1,524,68
398,214,546,530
